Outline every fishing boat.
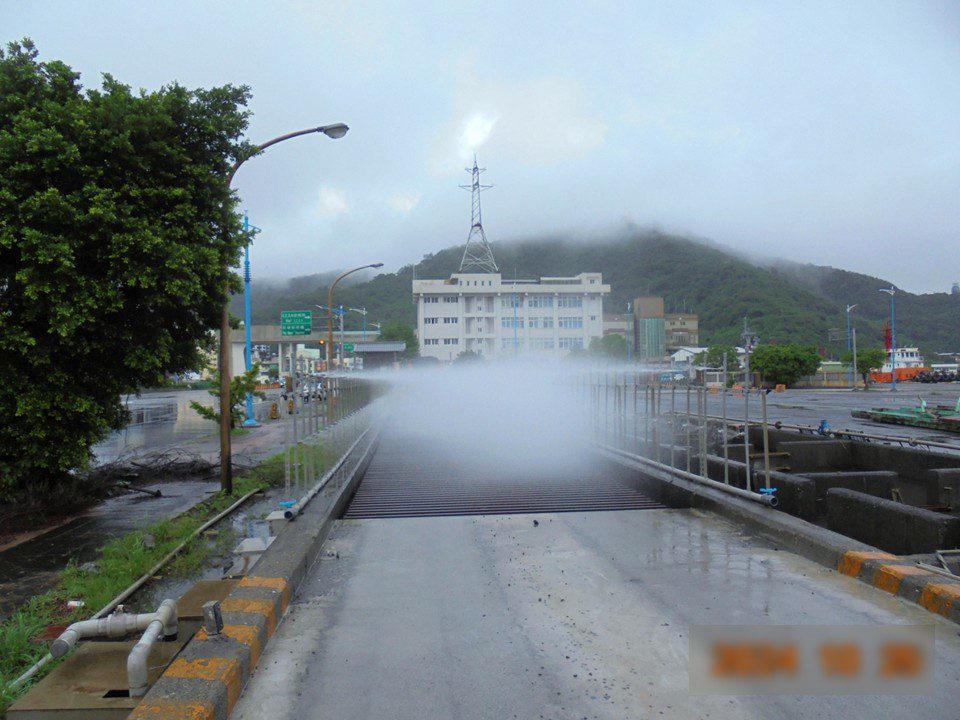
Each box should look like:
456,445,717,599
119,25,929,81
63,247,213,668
852,397,960,433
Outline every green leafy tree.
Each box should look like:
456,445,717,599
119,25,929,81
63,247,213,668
841,347,887,389
378,321,419,358
749,344,821,386
0,40,252,499
695,345,739,370
190,364,265,429
589,333,627,360
453,349,483,363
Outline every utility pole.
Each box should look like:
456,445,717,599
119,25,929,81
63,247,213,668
741,318,757,491
852,327,859,390
846,304,857,390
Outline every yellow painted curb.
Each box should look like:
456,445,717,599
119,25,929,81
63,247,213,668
873,564,937,595
239,575,292,612
837,550,897,577
221,596,279,634
919,583,960,617
196,624,264,667
166,657,243,714
128,699,215,720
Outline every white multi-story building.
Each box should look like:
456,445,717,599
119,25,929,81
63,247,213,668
413,272,610,361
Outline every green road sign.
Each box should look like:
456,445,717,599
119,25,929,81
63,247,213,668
281,310,312,336
344,343,355,352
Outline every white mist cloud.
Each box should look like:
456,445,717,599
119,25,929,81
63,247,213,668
318,186,349,216
430,67,607,175
387,191,421,214
384,361,594,478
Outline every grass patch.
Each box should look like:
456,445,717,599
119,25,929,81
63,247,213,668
0,454,287,713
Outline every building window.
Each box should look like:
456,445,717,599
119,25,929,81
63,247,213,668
528,316,555,329
528,295,553,308
590,316,597,321
501,296,521,309
531,338,555,350
443,317,458,324
501,338,524,350
557,296,583,308
443,338,459,345
424,338,439,345
443,296,458,303
502,317,524,329
559,337,584,350
424,317,438,325
424,296,439,303
559,316,583,329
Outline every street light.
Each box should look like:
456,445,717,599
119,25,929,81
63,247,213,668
327,264,383,370
878,287,896,392
218,122,349,493
845,304,857,389
347,307,368,341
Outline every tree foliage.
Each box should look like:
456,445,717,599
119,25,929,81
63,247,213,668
588,333,627,360
0,40,252,498
695,345,739,370
453,349,483,363
377,321,419,358
841,347,887,388
749,344,821,386
190,365,266,429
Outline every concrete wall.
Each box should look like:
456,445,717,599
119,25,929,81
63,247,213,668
924,469,960,506
776,441,854,472
803,471,897,503
826,488,960,554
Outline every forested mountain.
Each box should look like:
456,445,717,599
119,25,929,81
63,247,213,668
235,230,955,358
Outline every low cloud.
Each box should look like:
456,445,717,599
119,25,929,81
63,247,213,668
318,186,349,216
430,66,607,174
387,190,421,214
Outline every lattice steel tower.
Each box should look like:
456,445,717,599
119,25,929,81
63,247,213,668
458,156,499,273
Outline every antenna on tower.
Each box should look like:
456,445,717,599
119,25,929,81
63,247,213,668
458,155,499,273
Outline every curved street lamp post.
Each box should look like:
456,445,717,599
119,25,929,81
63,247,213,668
878,287,896,392
326,265,383,370
218,123,349,493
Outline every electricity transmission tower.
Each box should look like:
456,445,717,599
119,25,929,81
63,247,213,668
458,156,499,273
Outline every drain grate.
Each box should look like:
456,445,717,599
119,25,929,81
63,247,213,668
343,432,663,519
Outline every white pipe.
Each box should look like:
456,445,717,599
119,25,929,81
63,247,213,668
594,441,778,507
51,612,159,658
128,599,177,697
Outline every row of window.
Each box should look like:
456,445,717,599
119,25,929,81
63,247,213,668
423,338,460,346
424,317,459,325
500,316,586,329
422,296,460,304
498,338,583,350
500,295,586,309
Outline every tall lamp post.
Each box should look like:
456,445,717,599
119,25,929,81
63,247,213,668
845,304,857,390
218,123,349,494
878,287,897,392
327,265,383,370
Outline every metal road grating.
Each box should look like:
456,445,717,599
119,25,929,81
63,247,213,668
343,431,663,519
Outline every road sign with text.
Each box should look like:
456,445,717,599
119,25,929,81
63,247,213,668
281,310,312,336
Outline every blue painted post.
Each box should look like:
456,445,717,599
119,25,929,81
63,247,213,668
242,214,260,427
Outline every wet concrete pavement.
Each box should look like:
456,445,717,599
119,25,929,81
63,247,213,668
234,508,960,719
686,386,960,451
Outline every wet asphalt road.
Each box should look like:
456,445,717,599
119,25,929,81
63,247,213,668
234,508,960,720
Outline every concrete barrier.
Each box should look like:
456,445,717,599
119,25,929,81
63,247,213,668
826,487,960,554
802,471,897,502
776,440,853,472
924,468,960,506
129,426,381,720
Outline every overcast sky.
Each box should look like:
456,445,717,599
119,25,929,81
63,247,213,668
5,1,959,292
